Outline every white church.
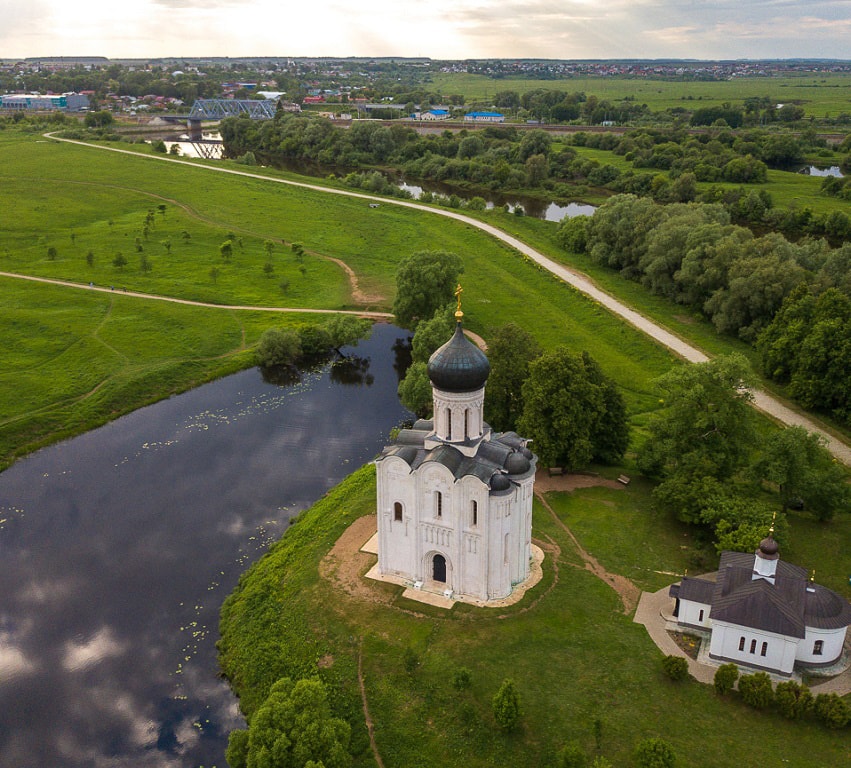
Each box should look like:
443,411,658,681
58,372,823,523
670,531,851,676
374,297,536,603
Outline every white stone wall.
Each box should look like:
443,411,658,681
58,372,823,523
431,386,486,445
678,598,711,629
709,621,800,675
797,626,848,666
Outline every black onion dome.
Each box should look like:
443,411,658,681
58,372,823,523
427,323,490,392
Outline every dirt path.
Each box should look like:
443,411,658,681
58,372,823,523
0,271,393,320
357,640,385,768
42,134,851,466
535,484,640,614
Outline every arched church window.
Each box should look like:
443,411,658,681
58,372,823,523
436,491,443,518
738,637,745,652
446,409,452,440
760,642,768,657
471,500,478,526
698,609,704,622
394,502,403,522
749,639,757,654
813,640,824,656
464,409,469,440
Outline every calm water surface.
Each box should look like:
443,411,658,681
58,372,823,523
0,324,411,768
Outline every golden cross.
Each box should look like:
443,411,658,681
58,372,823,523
454,283,464,318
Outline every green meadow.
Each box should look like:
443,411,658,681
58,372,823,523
0,130,680,467
429,72,851,119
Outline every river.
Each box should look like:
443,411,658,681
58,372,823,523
0,324,412,768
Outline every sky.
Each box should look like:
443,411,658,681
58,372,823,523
4,0,851,61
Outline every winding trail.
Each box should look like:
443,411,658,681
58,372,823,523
0,271,393,319
40,134,851,466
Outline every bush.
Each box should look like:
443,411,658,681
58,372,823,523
452,666,472,690
738,672,774,709
633,737,676,768
774,680,813,720
813,692,850,729
714,663,739,695
661,654,689,681
492,678,521,732
557,741,587,768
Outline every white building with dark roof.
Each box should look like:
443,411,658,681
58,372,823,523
375,298,536,603
670,534,851,676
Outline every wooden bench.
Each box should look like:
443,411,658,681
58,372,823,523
548,467,564,477
617,474,631,485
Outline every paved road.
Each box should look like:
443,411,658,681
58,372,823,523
41,134,851,466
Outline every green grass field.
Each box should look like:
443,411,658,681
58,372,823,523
0,130,682,467
429,72,851,119
219,465,851,768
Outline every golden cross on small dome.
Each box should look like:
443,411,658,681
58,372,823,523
454,283,464,320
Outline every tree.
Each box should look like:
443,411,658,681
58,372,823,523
84,110,114,129
637,354,756,522
256,328,302,367
397,362,432,418
46,246,57,260
738,672,774,709
518,348,627,470
263,261,275,278
112,252,127,269
139,253,152,273
405,307,452,363
713,663,739,695
209,266,220,284
392,250,463,329
226,677,352,768
633,737,676,768
86,250,94,267
751,426,851,520
298,325,333,357
661,655,689,681
324,315,373,352
492,679,521,732
220,240,233,262
484,323,542,432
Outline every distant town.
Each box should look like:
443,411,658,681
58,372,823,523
2,57,850,122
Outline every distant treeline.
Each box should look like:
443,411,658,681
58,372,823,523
560,196,851,425
221,113,851,241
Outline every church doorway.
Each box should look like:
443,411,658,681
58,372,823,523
432,554,447,583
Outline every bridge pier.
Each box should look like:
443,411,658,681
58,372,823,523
188,118,203,141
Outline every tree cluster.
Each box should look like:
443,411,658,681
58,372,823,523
561,195,851,424
758,285,851,424
255,316,373,368
225,677,353,768
638,355,849,548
